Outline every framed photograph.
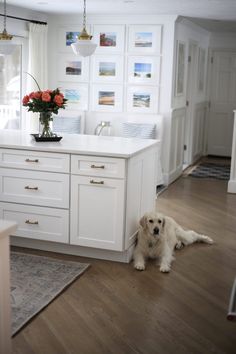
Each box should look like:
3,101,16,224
175,41,186,96
127,56,160,85
59,82,89,110
92,25,125,53
198,48,206,91
58,54,89,82
128,25,162,54
91,84,123,112
92,55,124,82
126,86,159,113
58,25,91,53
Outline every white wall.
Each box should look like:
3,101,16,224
166,18,210,183
209,32,236,49
47,13,177,184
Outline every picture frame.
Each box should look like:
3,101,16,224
175,40,186,96
58,82,89,110
198,47,206,92
92,55,124,83
58,25,91,53
126,86,159,113
91,84,123,112
128,25,162,54
127,56,161,85
58,54,89,82
92,25,125,53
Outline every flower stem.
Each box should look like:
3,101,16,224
24,72,41,91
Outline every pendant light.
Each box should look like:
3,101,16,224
0,0,15,55
0,0,13,41
71,0,97,57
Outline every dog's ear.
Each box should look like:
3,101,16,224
162,217,165,229
139,215,147,229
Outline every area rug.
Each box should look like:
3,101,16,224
11,252,90,336
188,162,230,180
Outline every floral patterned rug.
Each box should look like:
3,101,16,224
11,252,90,336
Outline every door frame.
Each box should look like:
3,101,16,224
207,47,236,157
183,40,199,166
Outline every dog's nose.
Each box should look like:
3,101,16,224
153,227,159,235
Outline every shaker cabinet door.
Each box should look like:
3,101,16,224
70,175,125,251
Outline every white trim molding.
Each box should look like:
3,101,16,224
228,110,236,193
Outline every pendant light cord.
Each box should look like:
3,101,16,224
83,0,86,30
3,0,6,31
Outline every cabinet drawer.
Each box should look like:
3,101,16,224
0,149,69,173
0,202,69,243
0,168,69,208
71,155,125,178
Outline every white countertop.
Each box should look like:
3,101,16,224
0,130,159,158
0,220,17,240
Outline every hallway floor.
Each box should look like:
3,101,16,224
13,175,236,354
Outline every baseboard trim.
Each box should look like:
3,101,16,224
228,180,236,193
10,236,135,264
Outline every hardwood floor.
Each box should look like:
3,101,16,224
12,175,236,354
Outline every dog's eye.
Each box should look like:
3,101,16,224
148,219,154,223
158,219,162,224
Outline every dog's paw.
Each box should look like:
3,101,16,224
134,262,145,271
160,264,170,273
202,235,214,244
175,240,184,250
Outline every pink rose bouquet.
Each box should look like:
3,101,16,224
22,73,67,114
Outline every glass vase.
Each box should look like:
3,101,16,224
39,112,54,137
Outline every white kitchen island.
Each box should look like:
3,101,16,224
0,130,159,262
0,220,17,354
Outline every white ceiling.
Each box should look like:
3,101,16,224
4,0,236,20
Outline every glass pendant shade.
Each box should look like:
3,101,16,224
71,39,97,57
71,0,97,57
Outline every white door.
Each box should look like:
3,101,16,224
208,51,236,156
184,42,198,166
70,175,125,251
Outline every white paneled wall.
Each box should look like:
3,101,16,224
168,107,185,184
192,102,208,162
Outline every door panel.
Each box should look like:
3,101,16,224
208,51,236,156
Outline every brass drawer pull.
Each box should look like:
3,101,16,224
25,219,39,225
25,186,39,190
91,164,105,169
25,158,39,163
90,179,104,185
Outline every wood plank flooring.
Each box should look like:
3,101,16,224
12,175,236,354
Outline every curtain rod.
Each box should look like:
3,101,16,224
0,13,47,25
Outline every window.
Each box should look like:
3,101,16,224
0,45,21,129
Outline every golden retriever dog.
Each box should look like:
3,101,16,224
133,211,213,272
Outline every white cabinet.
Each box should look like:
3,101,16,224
70,175,125,251
0,168,69,208
0,132,158,262
71,155,125,179
0,149,69,173
0,202,69,243
0,150,70,243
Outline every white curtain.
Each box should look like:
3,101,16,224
26,23,48,132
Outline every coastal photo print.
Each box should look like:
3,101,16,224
127,56,160,84
59,82,89,110
128,25,162,54
91,84,123,112
93,25,125,53
127,86,159,113
58,25,91,52
58,55,89,82
92,55,124,82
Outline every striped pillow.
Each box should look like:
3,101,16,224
122,122,156,139
53,116,81,134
